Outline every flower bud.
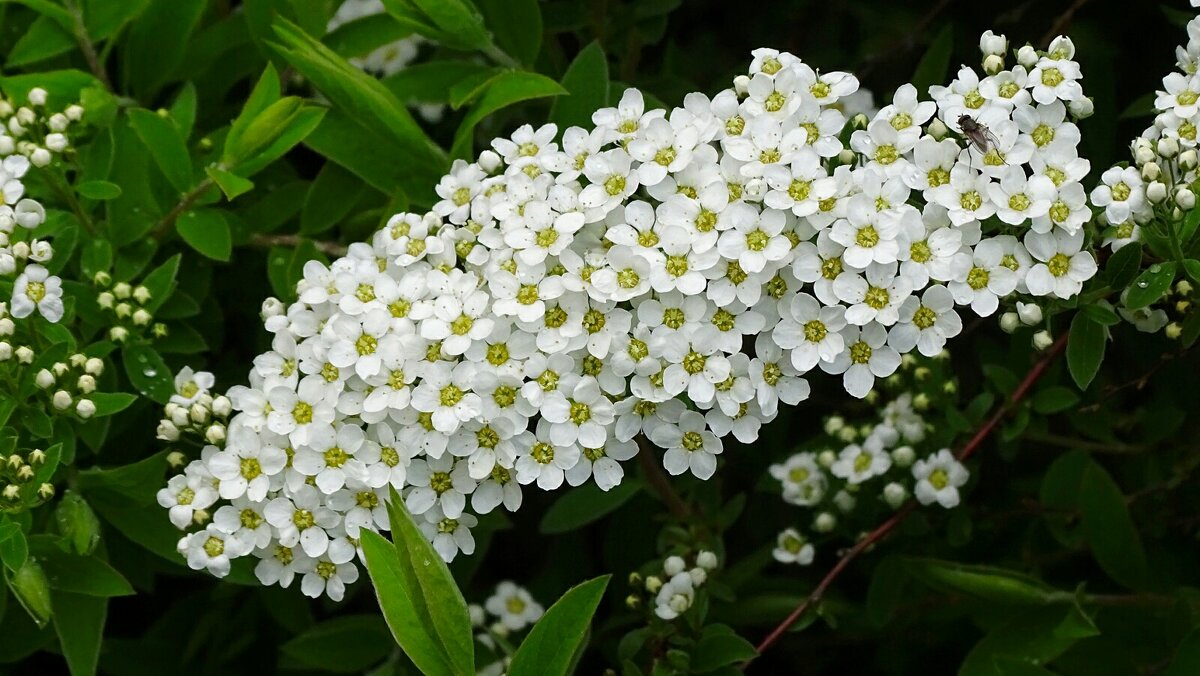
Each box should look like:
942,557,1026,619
212,396,232,418
644,575,662,593
1166,322,1183,339
0,342,11,361
883,482,908,509
261,297,284,319
132,308,152,326
0,319,11,336
1032,330,1054,351
1000,312,1020,333
1141,161,1161,181
48,113,68,132
733,75,750,96
27,88,47,106
52,390,72,410
76,374,96,394
35,369,54,389
97,291,115,309
157,420,180,441
689,567,708,586
1068,96,1094,119
696,550,718,571
469,604,485,627
913,392,930,410
16,345,33,363
982,54,1004,75
205,424,226,445
979,30,1007,57
837,148,856,166
913,366,931,381
93,271,112,287
56,491,101,555
189,403,209,425
1158,136,1180,159
1181,149,1198,171
833,490,857,513
38,483,54,500
167,450,187,468
30,147,51,167
663,555,685,577
625,594,642,610
114,302,132,319
1017,45,1038,69
109,326,129,343
16,465,34,481
170,406,189,427
66,104,83,121
1016,302,1043,325
85,358,104,376
1134,144,1156,166
824,415,845,434
891,445,916,467
813,512,837,533
16,108,34,125
133,285,151,305
113,282,132,299
76,399,96,419
1176,187,1197,210
477,149,502,173
45,133,67,152
1147,181,1168,204
817,449,836,468
69,353,86,368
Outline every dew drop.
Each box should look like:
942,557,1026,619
143,368,157,378
1137,281,1149,288
1149,264,1161,273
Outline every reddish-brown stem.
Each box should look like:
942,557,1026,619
746,333,1069,665
636,436,693,520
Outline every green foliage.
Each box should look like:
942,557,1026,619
508,575,610,676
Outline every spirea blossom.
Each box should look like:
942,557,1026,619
161,35,1097,598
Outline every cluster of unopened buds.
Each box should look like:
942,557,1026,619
35,352,107,420
770,389,967,566
0,446,53,511
156,368,232,445
626,551,719,621
159,25,1108,599
94,276,166,343
0,86,81,168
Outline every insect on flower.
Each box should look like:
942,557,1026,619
957,114,1001,169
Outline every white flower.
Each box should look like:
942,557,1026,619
182,525,251,577
208,439,287,501
171,366,215,406
157,471,218,529
418,505,477,562
406,454,476,518
300,557,359,601
831,439,892,484
888,285,962,357
769,452,827,506
1023,229,1097,299
772,528,814,565
485,582,544,631
10,264,64,322
649,411,722,480
912,449,969,508
822,323,900,398
654,572,696,620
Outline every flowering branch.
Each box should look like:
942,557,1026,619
746,333,1069,664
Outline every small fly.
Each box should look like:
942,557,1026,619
957,114,1001,170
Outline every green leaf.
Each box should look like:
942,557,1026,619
690,624,757,672
960,603,1097,675
128,108,194,194
83,0,151,40
382,0,493,53
539,479,641,534
234,106,327,178
1167,627,1200,676
270,18,447,199
383,60,495,104
911,24,953,96
1079,460,1149,589
1183,258,1200,283
8,558,53,627
5,14,75,68
508,575,610,676
0,69,100,109
77,450,169,506
304,110,414,196
452,70,568,157
477,0,542,66
121,0,206,100
137,253,181,313
176,208,233,261
1066,313,1107,391
31,542,134,597
85,392,137,417
1104,241,1143,290
325,13,411,59
51,591,106,676
121,345,174,404
79,239,113,279
281,615,393,673
865,555,908,627
76,180,122,200
904,558,1060,605
1031,386,1081,414
0,523,28,571
302,162,370,235
206,166,255,201
225,64,282,163
1124,261,1177,310
224,96,303,165
550,41,610,131
169,81,198,140
360,529,457,676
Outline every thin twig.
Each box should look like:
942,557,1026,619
248,233,348,258
636,436,692,520
1040,0,1094,48
745,334,1069,665
151,178,216,240
64,0,113,91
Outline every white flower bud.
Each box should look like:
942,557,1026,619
114,302,132,319
1147,181,1168,204
663,555,686,577
982,54,1004,75
16,107,34,125
696,550,718,571
469,604,485,627
1158,136,1179,159
35,369,54,389
52,390,72,410
0,342,11,361
51,361,68,377
48,113,68,132
913,393,930,410
189,403,210,424
823,415,845,434
813,512,837,533
1032,330,1054,351
1067,96,1094,119
1141,161,1160,180
133,286,152,305
76,375,96,394
1180,149,1198,171
744,178,767,199
85,358,104,376
212,396,232,418
30,148,51,167
170,406,190,427
7,118,25,136
132,308,152,326
66,105,84,121
1016,301,1043,325
817,449,836,468
688,567,707,586
644,575,662,593
733,74,751,96
1134,143,1156,166
1176,187,1196,210
260,297,284,319
979,30,1007,56
833,490,857,513
1000,312,1020,333
927,118,948,140
113,282,132,299
109,326,129,343
45,133,67,152
891,445,916,467
0,319,12,336
11,241,28,259
76,399,96,419
167,450,187,468
27,88,47,106
883,482,908,509
477,149,502,173
837,148,856,166
1017,45,1038,68
1048,35,1076,59
15,346,33,364
204,424,226,445
97,292,115,309
0,136,11,155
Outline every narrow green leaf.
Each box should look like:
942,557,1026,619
904,558,1059,605
176,208,232,262
51,591,106,676
281,615,393,673
206,166,255,201
32,543,134,597
0,524,28,571
76,181,122,200
1066,312,1106,391
5,14,75,68
137,253,181,313
128,108,194,194
1183,258,1200,283
225,96,303,165
508,575,610,676
550,41,609,131
1031,386,1080,414
1079,461,1149,589
225,64,282,162
85,392,137,417
169,82,199,140
539,479,641,534
690,624,758,672
1104,241,1142,290
1124,261,1177,309
121,345,174,404
452,70,568,157
477,0,542,65
359,530,456,676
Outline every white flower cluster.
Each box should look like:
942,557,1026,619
469,581,545,676
161,33,1098,598
769,392,968,566
1,88,80,324
640,551,718,621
